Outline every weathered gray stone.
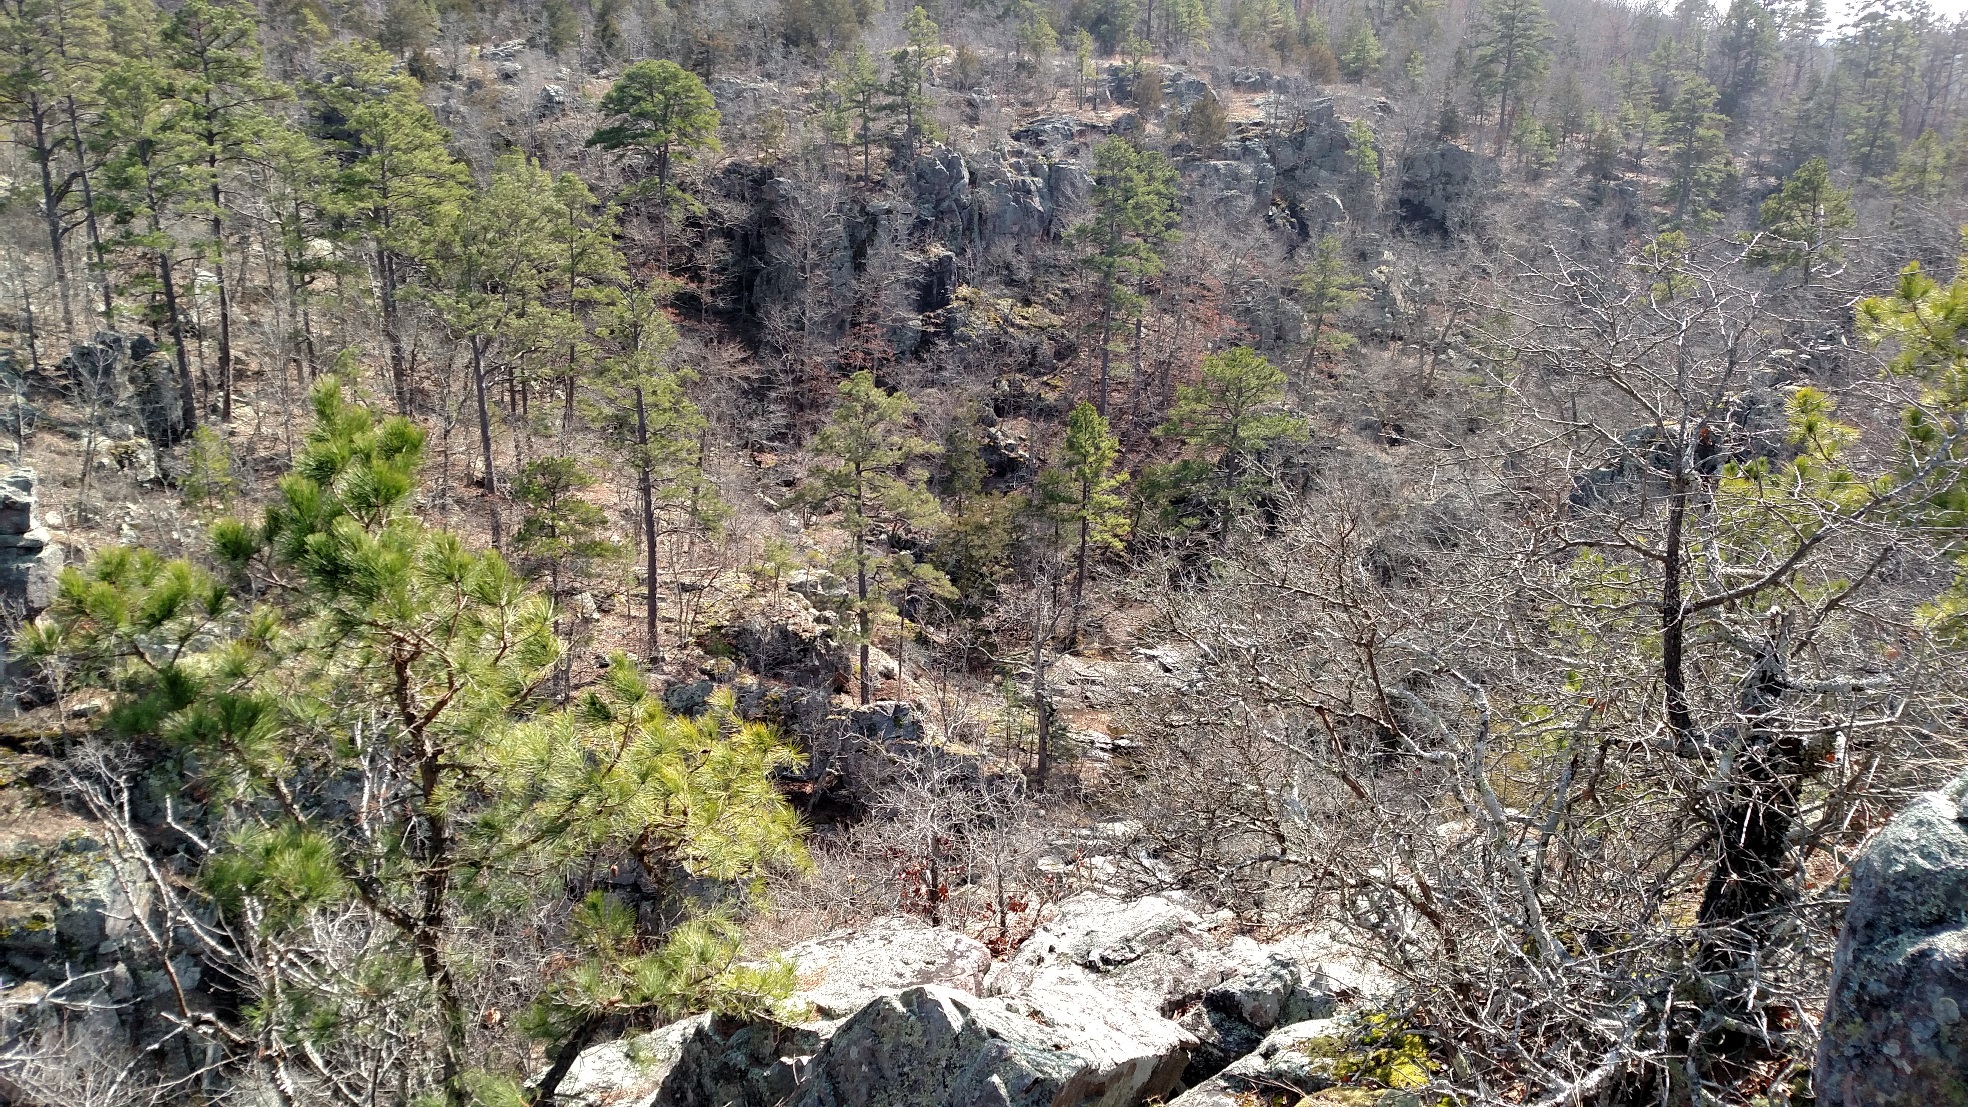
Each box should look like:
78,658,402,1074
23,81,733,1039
786,916,993,1019
1816,769,1968,1107
1396,142,1497,237
985,892,1239,1009
0,468,64,617
1012,116,1086,150
1168,1018,1344,1106
789,983,1193,1107
0,467,34,535
558,1014,828,1107
59,332,184,445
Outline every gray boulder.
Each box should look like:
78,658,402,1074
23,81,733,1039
789,983,1193,1107
1396,142,1496,237
1011,116,1084,150
1815,770,1968,1106
984,892,1242,1009
785,917,993,1019
558,1014,827,1107
0,468,64,618
59,332,185,445
1167,1018,1344,1106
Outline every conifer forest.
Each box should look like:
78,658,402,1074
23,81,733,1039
2,0,1968,1102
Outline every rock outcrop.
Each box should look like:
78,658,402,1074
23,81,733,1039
784,916,993,1019
790,984,1192,1107
558,900,1390,1107
0,468,64,619
1168,1018,1345,1106
57,331,186,445
1815,769,1968,1106
1395,142,1496,237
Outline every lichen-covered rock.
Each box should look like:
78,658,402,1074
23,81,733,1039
559,1013,829,1107
786,917,993,1019
789,983,1193,1107
1815,770,1968,1107
984,891,1234,1007
1168,1018,1345,1105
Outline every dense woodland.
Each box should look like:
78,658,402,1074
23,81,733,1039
2,0,1968,1101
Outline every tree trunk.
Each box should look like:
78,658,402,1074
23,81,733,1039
1070,506,1090,648
154,225,197,437
1096,291,1114,416
29,97,76,338
1661,459,1694,746
532,1013,605,1106
65,96,110,322
856,512,872,705
635,385,661,662
379,247,412,413
472,335,500,548
1695,639,1800,941
1031,587,1052,789
206,135,235,422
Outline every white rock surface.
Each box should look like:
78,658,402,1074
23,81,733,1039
789,983,1195,1107
786,916,993,1018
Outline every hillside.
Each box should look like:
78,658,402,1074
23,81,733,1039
1,0,1967,1102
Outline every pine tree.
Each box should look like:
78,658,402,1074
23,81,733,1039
308,40,469,414
161,0,286,422
1655,70,1737,228
1339,22,1384,82
1292,234,1363,365
514,456,623,599
427,155,571,532
1749,156,1854,284
1072,136,1180,417
1013,0,1057,62
0,0,107,335
886,6,944,154
1176,87,1230,148
1039,401,1130,645
249,121,338,397
1888,129,1947,200
95,58,199,437
828,45,884,180
1838,0,1919,179
931,415,1017,611
598,289,725,662
1711,0,1777,124
24,383,806,1107
1471,0,1553,156
1154,346,1308,542
798,371,949,704
587,59,721,254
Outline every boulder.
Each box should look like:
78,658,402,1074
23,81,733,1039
1012,116,1087,150
719,591,852,689
57,332,184,445
1179,942,1382,1082
978,425,1039,491
1815,769,1968,1106
786,916,994,1018
0,468,64,618
985,892,1239,1009
1396,143,1496,237
912,145,972,225
789,983,1193,1107
559,1014,827,1107
1169,1018,1345,1106
536,83,567,118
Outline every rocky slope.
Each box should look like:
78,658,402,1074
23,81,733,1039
559,892,1396,1107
